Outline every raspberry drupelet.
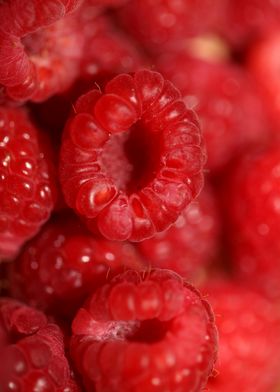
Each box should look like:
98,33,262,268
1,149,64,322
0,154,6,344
59,69,206,241
138,183,220,284
8,213,144,319
0,297,79,391
0,107,56,260
70,269,218,392
0,0,84,103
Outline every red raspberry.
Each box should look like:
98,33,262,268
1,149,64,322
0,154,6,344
138,183,220,283
222,145,280,299
0,297,79,391
0,0,84,103
248,29,280,131
203,280,280,392
157,53,268,173
0,107,56,260
8,213,144,318
116,0,227,54
60,69,206,241
70,269,218,392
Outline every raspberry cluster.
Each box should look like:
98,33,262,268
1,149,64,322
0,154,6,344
1,1,280,391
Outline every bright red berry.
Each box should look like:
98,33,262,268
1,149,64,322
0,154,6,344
248,29,280,131
0,107,56,260
204,279,280,392
9,213,144,318
157,53,269,173
60,69,206,241
0,297,79,391
0,0,84,103
70,269,218,392
223,145,280,299
138,183,220,284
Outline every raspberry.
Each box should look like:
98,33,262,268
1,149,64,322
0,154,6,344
203,280,280,392
157,53,268,173
0,0,84,102
116,0,227,54
60,69,206,241
0,297,79,391
248,29,280,131
8,212,144,318
222,145,280,299
138,183,220,284
0,107,56,260
70,269,218,392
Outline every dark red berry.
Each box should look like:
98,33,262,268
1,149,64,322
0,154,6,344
138,183,220,284
203,279,280,392
70,269,218,392
60,69,206,241
9,213,144,318
0,107,56,260
0,297,79,391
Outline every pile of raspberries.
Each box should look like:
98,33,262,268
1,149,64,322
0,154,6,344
1,1,280,391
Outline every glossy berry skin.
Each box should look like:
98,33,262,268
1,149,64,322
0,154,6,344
0,297,79,391
0,0,84,103
248,30,280,131
70,269,218,392
116,0,227,54
60,69,206,241
223,146,280,299
204,280,280,392
138,183,220,283
8,213,144,318
157,54,268,173
0,107,56,260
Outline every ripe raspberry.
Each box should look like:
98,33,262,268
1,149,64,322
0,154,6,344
203,280,280,392
222,145,280,299
248,29,280,131
116,0,227,54
8,213,144,318
138,183,220,284
157,53,268,173
60,69,206,241
70,269,218,392
0,297,79,391
0,107,56,260
0,0,84,103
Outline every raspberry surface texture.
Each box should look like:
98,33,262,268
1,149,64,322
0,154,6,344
204,280,280,392
138,183,220,283
0,0,84,103
0,297,79,391
0,107,56,260
223,145,280,299
9,213,143,318
70,269,218,392
60,69,206,241
157,53,268,173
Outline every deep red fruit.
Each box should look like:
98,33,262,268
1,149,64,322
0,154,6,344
138,183,220,284
70,269,218,392
157,53,268,173
0,0,84,103
223,145,280,299
0,107,56,260
203,280,280,392
248,29,280,131
9,213,144,318
0,297,79,391
116,0,227,54
60,69,206,241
